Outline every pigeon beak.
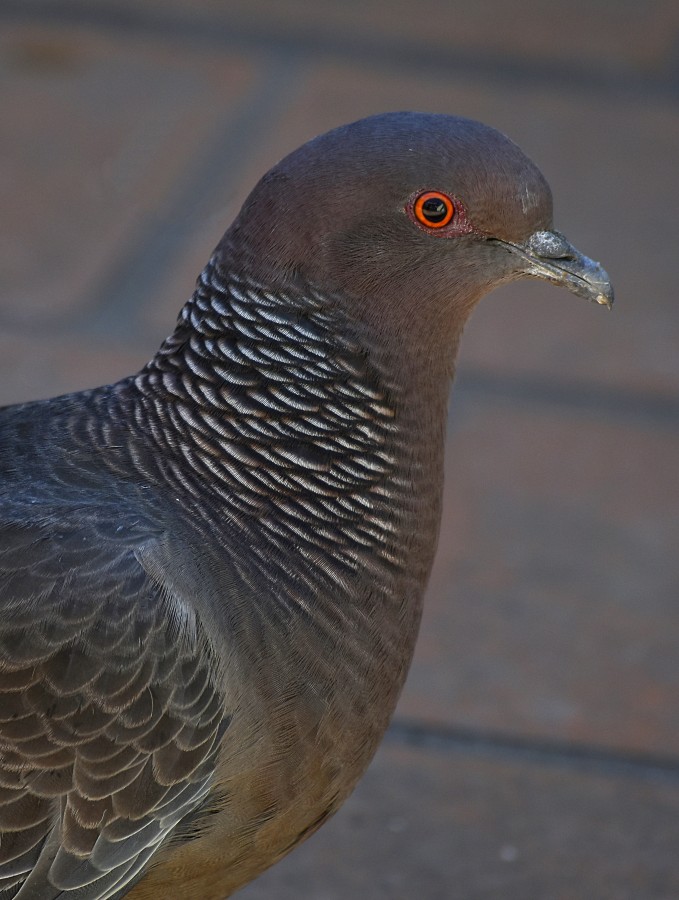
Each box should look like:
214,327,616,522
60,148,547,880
494,230,614,309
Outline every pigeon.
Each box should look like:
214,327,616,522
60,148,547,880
0,112,612,899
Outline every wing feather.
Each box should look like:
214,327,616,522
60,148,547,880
0,517,229,899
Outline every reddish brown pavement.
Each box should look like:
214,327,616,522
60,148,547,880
1,2,678,897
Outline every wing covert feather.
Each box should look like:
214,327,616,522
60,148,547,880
0,520,229,899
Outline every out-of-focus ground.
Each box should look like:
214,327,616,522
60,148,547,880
1,2,678,897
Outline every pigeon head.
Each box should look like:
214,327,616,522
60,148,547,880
221,112,612,360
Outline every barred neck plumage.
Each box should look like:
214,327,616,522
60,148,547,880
123,254,428,572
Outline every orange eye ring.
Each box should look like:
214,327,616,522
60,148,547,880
413,191,455,228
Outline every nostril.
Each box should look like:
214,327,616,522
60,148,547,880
527,230,574,260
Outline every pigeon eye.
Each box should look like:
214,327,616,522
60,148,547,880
413,191,455,228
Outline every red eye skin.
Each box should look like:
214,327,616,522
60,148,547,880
406,190,475,237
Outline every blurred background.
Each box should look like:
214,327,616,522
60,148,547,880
1,1,678,897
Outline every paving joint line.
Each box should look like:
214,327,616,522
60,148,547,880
81,53,304,340
1,0,676,101
387,717,679,784
0,53,304,341
454,368,679,431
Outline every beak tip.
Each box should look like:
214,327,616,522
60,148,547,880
524,231,615,311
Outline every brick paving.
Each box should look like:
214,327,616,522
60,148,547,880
0,2,678,897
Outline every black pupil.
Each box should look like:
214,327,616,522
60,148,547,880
422,197,449,222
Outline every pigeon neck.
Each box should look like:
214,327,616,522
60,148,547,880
132,256,447,578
